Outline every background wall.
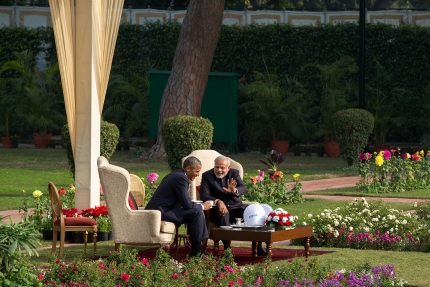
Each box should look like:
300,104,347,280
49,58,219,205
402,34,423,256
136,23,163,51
1,5,430,28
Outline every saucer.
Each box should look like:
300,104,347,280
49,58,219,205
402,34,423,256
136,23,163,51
220,226,232,229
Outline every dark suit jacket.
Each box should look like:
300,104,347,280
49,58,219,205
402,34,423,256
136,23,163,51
145,169,199,226
199,168,247,209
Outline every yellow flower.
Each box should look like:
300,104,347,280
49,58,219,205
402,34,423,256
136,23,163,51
22,190,25,193
406,153,411,159
420,150,424,156
293,173,300,178
33,190,43,198
375,156,384,167
70,186,76,193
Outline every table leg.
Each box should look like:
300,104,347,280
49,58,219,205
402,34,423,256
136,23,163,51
266,242,272,260
251,242,257,257
304,236,310,259
214,240,220,257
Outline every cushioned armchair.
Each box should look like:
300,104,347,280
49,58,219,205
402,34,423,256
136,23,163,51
97,156,176,251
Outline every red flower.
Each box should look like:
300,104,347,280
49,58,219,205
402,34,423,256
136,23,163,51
58,187,66,196
62,208,79,217
121,273,130,282
412,154,421,161
37,274,44,281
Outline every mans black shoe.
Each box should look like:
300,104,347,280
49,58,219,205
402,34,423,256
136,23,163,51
257,247,267,256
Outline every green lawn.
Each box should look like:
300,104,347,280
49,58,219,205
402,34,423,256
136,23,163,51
2,147,430,286
0,148,357,210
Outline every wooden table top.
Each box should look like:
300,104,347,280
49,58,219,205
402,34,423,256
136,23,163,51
210,225,313,243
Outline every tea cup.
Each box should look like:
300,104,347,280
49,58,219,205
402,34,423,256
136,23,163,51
235,218,244,226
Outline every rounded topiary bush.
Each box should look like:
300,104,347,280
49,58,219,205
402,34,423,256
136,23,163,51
333,109,374,166
162,115,213,171
62,120,120,178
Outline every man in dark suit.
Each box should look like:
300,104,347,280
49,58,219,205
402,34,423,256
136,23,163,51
145,156,211,257
200,156,266,255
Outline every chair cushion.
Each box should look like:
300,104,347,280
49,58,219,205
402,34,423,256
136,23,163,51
160,221,176,234
54,217,97,226
128,192,138,210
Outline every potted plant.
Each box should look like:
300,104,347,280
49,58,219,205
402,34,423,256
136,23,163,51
1,50,65,148
81,206,110,241
9,134,19,148
304,144,313,156
0,69,20,148
304,56,358,157
366,60,405,152
240,71,311,155
290,144,302,156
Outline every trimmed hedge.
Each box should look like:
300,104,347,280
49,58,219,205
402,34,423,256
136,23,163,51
61,120,119,178
333,109,374,166
162,116,213,171
3,22,430,142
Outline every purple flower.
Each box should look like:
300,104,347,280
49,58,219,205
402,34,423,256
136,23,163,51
146,173,159,184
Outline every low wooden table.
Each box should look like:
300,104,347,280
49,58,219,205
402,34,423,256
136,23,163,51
209,225,313,260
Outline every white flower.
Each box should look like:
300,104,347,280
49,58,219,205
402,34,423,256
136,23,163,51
307,214,313,218
334,220,339,227
349,226,353,231
364,227,370,232
402,220,407,225
273,216,280,222
302,221,307,225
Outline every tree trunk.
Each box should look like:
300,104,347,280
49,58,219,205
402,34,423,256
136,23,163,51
143,0,226,158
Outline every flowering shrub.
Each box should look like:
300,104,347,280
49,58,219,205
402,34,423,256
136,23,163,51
265,208,296,228
357,148,430,193
19,189,50,231
80,206,110,232
295,198,430,252
243,170,304,205
141,173,160,201
34,247,407,286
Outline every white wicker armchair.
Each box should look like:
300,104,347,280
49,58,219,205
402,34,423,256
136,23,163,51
97,156,176,251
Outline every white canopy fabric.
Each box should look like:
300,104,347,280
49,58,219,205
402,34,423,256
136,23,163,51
49,0,123,208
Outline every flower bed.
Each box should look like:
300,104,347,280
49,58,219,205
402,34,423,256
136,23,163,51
357,148,430,193
295,198,430,252
33,248,406,286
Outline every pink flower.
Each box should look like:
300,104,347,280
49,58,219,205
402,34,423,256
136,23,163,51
255,175,264,182
121,273,130,282
172,273,179,279
100,185,104,195
142,258,149,265
364,152,373,160
359,153,366,161
146,173,159,184
259,170,265,176
382,150,391,159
